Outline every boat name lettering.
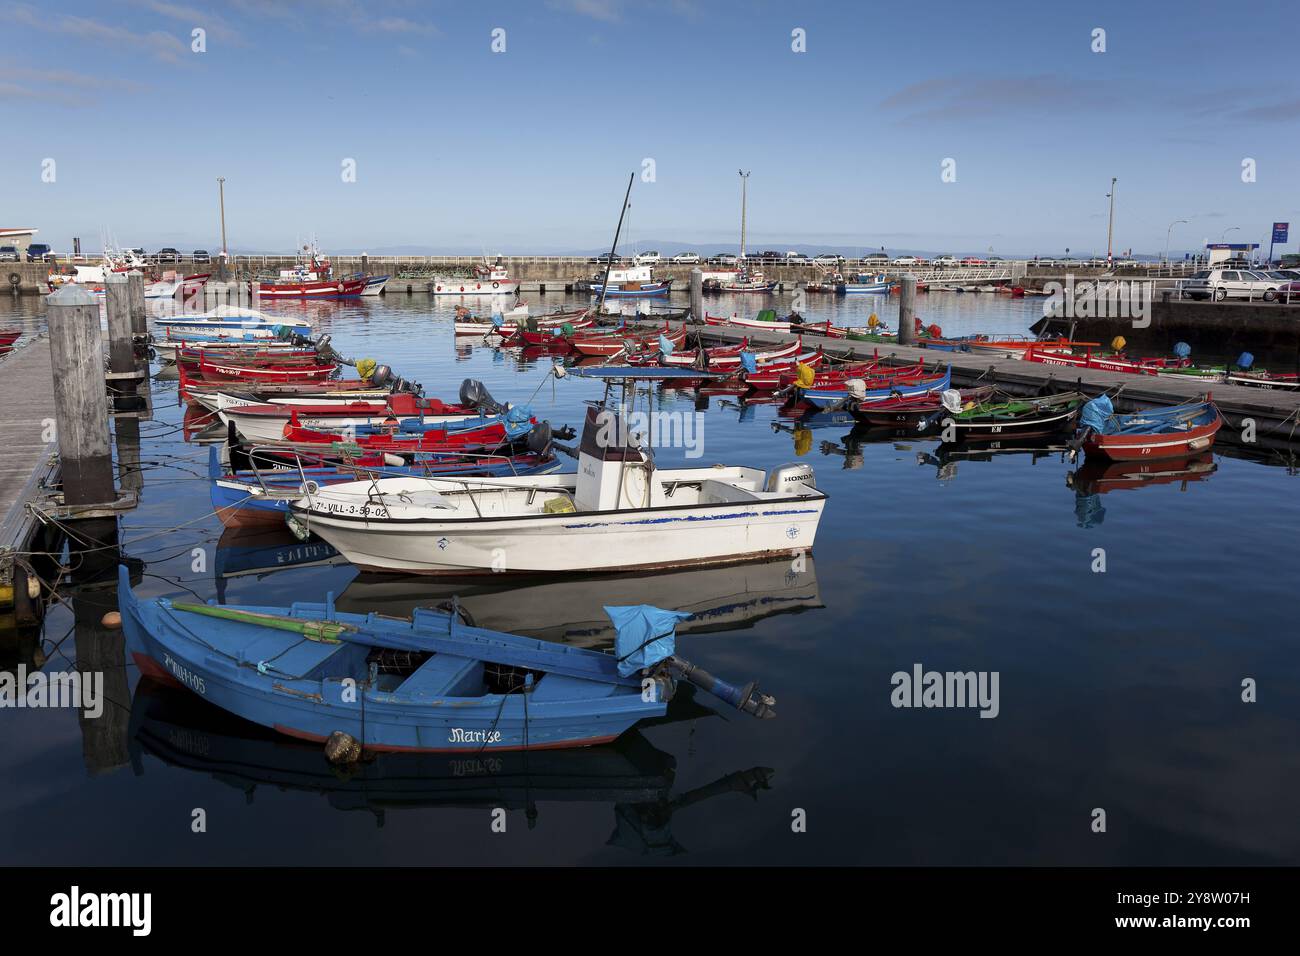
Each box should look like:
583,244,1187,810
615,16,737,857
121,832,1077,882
164,653,207,695
448,728,503,744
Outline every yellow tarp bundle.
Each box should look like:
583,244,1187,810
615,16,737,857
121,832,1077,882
795,363,816,388
356,358,377,380
543,496,576,514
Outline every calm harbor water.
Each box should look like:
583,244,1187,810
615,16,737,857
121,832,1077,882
2,289,1298,866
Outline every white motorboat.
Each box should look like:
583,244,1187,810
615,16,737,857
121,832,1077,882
288,374,827,575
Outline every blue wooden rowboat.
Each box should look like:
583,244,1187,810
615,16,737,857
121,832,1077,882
119,566,669,752
799,366,952,410
120,568,777,752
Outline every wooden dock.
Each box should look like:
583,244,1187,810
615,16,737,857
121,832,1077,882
0,333,60,619
652,320,1300,448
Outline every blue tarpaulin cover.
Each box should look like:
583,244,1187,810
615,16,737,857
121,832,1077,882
1237,352,1255,369
740,351,757,374
1174,341,1191,358
658,333,675,356
1080,395,1114,434
606,605,690,677
505,404,533,425
490,313,504,327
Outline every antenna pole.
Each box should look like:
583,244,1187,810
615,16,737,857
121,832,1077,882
595,172,635,317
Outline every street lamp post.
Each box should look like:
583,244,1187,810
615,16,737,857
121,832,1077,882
738,170,750,262
217,176,228,282
1164,218,1189,265
1105,177,1117,266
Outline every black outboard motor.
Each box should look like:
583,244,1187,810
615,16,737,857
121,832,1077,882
371,364,393,388
526,421,554,458
459,378,505,414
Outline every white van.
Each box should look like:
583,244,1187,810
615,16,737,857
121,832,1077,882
633,251,661,265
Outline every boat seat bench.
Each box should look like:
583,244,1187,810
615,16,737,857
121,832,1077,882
398,653,484,699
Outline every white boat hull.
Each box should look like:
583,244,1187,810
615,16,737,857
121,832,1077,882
293,470,825,575
431,279,520,296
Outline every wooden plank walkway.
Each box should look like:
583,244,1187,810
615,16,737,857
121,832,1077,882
0,333,57,535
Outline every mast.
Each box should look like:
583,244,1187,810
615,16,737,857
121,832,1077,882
738,170,750,261
595,172,635,317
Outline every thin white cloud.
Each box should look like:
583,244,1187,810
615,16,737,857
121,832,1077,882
8,4,189,63
547,0,623,23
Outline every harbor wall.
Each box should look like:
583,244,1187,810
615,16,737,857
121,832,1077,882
1036,300,1300,368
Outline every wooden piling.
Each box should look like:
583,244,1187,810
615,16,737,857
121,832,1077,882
104,274,134,381
45,285,115,507
898,276,917,345
690,268,703,322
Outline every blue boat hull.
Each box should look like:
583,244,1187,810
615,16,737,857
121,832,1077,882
590,283,672,298
119,566,666,752
801,367,952,409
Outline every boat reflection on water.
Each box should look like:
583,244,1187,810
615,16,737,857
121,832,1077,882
916,440,1066,482
215,526,347,602
128,678,774,854
1066,452,1217,528
336,554,823,648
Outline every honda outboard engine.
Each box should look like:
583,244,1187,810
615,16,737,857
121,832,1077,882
371,364,393,388
526,421,554,458
459,378,505,414
764,462,818,495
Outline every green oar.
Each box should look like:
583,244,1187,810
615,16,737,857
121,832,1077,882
171,602,356,643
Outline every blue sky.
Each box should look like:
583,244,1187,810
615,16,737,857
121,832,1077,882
3,0,1298,257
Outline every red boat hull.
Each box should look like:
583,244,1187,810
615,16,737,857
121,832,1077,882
253,278,368,299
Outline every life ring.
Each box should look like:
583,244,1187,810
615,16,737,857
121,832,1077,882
475,283,481,290
7,273,19,286
436,285,443,291
492,281,500,289
459,286,465,292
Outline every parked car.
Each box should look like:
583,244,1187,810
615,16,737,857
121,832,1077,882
633,251,661,265
156,248,181,262
1183,269,1282,301
891,256,921,266
26,243,54,261
670,252,700,263
813,254,843,265
863,254,890,265
785,251,809,261
192,250,211,263
711,254,739,265
589,252,622,263
932,255,959,266
0,246,21,262
961,256,988,266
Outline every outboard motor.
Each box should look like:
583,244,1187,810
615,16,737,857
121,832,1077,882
459,378,505,414
371,364,393,388
764,462,817,495
526,421,554,458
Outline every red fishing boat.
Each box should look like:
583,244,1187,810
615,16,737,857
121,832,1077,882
745,357,887,391
0,329,22,350
1076,395,1223,461
848,386,998,426
1020,344,1188,376
251,240,367,299
196,354,340,384
280,411,517,453
568,324,687,358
